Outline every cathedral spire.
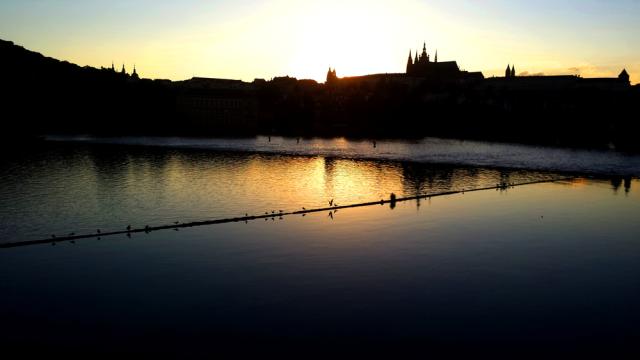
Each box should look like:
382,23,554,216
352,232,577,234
326,67,337,84
407,50,414,73
435,50,438,63
421,42,428,63
505,64,511,78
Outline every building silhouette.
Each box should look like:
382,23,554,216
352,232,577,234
1,37,638,149
488,64,630,91
326,67,338,84
405,42,480,81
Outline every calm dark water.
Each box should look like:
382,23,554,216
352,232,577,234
1,140,639,357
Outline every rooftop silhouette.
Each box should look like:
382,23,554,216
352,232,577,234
1,38,638,151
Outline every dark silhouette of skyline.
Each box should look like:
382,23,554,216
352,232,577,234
1,38,638,151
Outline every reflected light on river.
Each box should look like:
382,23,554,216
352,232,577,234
0,142,573,242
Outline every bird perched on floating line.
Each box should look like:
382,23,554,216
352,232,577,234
329,199,334,206
127,225,132,231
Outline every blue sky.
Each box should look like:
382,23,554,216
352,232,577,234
1,0,638,82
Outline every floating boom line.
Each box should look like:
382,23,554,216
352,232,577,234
0,177,574,249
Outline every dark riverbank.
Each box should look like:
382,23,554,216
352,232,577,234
3,39,639,152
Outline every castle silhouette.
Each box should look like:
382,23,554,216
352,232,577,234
105,62,140,80
325,41,629,91
406,42,459,78
1,37,638,150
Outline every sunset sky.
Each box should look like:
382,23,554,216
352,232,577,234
1,0,638,83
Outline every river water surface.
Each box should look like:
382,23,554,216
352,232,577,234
0,137,638,356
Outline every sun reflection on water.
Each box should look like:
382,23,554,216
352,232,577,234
1,144,566,242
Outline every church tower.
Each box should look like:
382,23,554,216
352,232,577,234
511,65,516,78
132,65,140,80
407,50,414,73
505,65,511,78
326,67,338,84
421,42,430,63
619,69,630,84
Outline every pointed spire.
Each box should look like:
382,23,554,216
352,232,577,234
435,50,438,63
505,64,511,78
511,65,516,77
121,63,126,75
131,64,140,80
619,68,630,83
327,67,337,83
